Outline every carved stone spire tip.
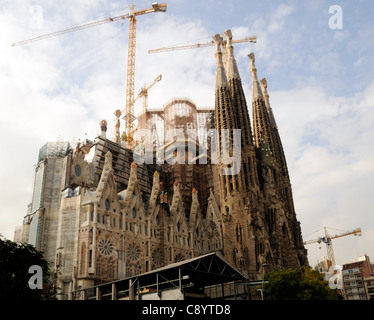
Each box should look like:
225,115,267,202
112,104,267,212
259,77,277,127
212,33,223,53
248,52,255,62
224,29,232,40
213,33,228,88
260,78,267,88
224,29,241,80
248,52,263,100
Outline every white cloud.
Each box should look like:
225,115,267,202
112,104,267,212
270,81,374,266
267,4,295,33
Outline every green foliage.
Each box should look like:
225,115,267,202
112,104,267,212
257,266,342,300
0,235,58,300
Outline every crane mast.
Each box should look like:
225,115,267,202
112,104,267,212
140,74,162,113
125,8,137,139
122,3,166,142
121,74,161,118
323,228,336,268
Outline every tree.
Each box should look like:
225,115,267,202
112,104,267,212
0,235,57,300
258,266,342,300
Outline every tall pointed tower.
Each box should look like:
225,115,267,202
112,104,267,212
212,33,258,276
212,41,308,274
260,77,294,213
249,53,287,212
248,53,275,153
259,77,308,267
224,30,253,149
248,52,308,268
224,30,259,195
212,33,241,202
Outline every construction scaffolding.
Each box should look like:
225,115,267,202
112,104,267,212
136,97,214,149
134,98,214,217
38,141,72,163
163,98,197,142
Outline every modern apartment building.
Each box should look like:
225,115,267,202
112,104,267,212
342,255,374,300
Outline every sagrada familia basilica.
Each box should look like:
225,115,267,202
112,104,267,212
14,30,308,299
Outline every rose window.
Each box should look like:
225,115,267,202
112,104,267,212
152,249,162,267
127,243,141,262
98,239,114,256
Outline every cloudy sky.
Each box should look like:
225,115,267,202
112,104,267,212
1,0,373,268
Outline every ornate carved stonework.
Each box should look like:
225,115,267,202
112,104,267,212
20,30,308,299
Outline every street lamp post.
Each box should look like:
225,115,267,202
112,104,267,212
260,263,268,300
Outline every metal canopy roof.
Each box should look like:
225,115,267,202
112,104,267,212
77,252,246,300
137,251,245,286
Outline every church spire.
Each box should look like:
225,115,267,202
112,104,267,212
260,78,293,212
213,34,229,89
249,52,274,153
248,53,264,101
212,33,241,200
260,78,277,128
212,33,236,135
224,29,254,148
223,29,240,80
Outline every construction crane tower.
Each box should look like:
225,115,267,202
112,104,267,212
304,227,362,266
133,74,162,114
11,2,167,141
123,3,166,141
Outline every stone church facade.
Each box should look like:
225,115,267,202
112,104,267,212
14,29,308,299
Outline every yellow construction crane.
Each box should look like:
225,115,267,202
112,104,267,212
123,3,166,140
304,227,362,266
130,74,162,114
148,36,256,53
148,35,256,68
119,74,162,146
11,2,167,140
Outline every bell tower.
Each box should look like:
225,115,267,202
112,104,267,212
212,33,257,276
